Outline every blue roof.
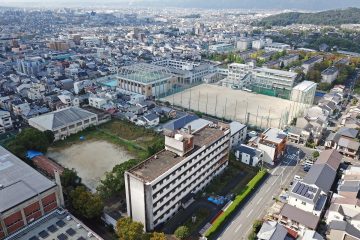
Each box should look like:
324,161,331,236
164,114,199,131
26,150,43,159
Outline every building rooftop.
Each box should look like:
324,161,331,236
322,66,339,75
127,124,229,182
28,107,97,131
292,81,317,91
303,56,323,65
118,63,173,84
260,128,287,145
290,181,319,204
280,204,320,229
6,209,102,240
0,146,56,214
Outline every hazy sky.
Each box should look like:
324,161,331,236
1,0,360,10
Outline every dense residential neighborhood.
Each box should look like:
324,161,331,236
0,2,360,240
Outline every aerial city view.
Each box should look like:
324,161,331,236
2,0,360,239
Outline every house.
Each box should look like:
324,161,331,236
278,204,320,234
257,221,288,240
143,113,160,126
235,144,263,167
28,107,98,141
288,181,327,216
303,149,341,194
254,128,287,165
327,221,360,240
301,230,324,240
325,127,359,159
287,126,309,145
229,121,247,147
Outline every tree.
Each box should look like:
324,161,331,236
116,217,144,240
97,159,140,199
312,151,320,159
44,130,55,144
6,128,51,158
61,168,81,189
174,226,190,240
70,186,104,219
150,232,166,240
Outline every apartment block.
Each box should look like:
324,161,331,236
125,123,231,231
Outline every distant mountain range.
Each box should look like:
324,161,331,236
258,8,360,26
1,0,360,10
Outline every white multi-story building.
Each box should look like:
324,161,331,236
291,81,317,105
0,110,12,130
251,67,298,92
236,38,252,51
229,121,247,147
252,39,265,50
125,123,231,231
89,95,107,109
153,59,214,84
226,62,254,87
264,42,291,52
321,67,339,84
209,43,234,53
117,63,176,98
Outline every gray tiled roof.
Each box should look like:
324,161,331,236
29,107,97,130
280,204,320,229
304,164,336,193
257,221,287,240
0,146,56,213
329,221,360,239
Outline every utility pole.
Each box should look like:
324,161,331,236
189,89,192,110
215,94,218,117
234,100,238,120
206,93,209,115
198,91,200,111
224,97,227,119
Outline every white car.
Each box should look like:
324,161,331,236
293,175,303,182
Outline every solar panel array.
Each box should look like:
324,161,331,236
28,218,84,240
292,182,316,199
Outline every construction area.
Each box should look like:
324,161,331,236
161,84,310,129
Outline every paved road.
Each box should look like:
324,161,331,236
217,151,302,240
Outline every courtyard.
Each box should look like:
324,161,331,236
47,140,134,191
47,119,163,191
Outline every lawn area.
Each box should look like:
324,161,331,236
183,208,211,235
51,119,163,160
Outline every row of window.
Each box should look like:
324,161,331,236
152,136,229,193
153,151,228,215
153,162,227,223
152,141,229,201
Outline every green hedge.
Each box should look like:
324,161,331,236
204,169,267,239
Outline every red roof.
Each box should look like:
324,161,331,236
32,155,64,178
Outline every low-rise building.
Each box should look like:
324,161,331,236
209,43,234,53
235,144,263,167
264,42,291,52
325,128,359,159
321,67,339,84
255,128,287,165
28,107,98,141
302,56,323,75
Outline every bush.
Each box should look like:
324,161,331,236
205,170,267,238
174,226,190,239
